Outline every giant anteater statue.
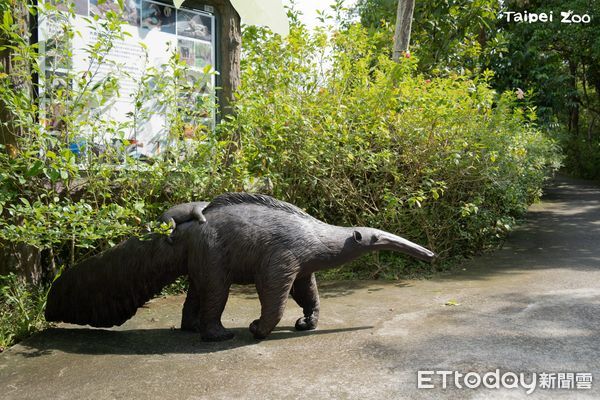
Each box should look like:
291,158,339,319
45,193,435,341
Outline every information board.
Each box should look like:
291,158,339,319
38,0,217,157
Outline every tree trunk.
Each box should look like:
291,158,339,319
392,0,415,62
216,2,241,119
189,0,241,157
568,60,580,136
0,0,30,147
0,244,42,284
0,1,44,284
192,0,241,120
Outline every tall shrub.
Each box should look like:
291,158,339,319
223,21,561,273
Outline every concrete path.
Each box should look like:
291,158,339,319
1,176,599,399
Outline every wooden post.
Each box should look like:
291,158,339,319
392,0,415,62
189,0,241,119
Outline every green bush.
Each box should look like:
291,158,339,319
221,21,561,276
561,129,600,180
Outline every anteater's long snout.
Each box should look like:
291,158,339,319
378,232,436,262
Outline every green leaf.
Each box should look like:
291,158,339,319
444,300,461,306
26,161,44,177
3,11,13,28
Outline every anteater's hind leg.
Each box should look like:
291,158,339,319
290,273,320,331
250,254,298,340
181,279,202,332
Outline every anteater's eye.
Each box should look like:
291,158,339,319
353,231,362,242
372,235,379,243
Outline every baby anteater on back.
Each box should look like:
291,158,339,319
159,201,208,242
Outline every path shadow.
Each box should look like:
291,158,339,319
229,280,412,301
319,280,411,298
367,289,600,374
16,325,373,357
429,175,600,283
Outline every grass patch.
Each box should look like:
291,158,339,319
0,274,50,352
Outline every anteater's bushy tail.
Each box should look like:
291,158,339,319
45,234,188,327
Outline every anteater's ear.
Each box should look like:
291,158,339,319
353,231,362,242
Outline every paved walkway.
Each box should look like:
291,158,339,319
1,176,599,399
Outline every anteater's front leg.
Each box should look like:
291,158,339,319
290,273,320,331
250,256,298,340
200,280,233,342
184,255,234,341
250,277,295,339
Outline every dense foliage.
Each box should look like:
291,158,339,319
354,0,600,179
0,2,234,347
0,2,560,348
492,0,600,179
227,21,559,275
354,0,505,75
